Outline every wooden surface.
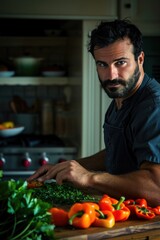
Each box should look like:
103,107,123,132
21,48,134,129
55,216,160,240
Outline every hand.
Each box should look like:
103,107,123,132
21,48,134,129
27,163,56,182
27,160,94,188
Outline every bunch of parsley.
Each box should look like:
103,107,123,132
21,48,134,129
0,178,55,240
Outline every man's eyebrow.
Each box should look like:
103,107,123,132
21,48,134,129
95,57,129,65
96,60,106,64
114,57,129,62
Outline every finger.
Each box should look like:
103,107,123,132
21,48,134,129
55,169,67,185
37,163,61,181
27,172,40,181
55,164,75,185
37,174,54,182
31,161,71,182
27,164,51,181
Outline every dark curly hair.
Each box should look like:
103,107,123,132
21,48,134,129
88,19,143,61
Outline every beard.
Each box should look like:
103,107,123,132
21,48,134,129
99,65,140,98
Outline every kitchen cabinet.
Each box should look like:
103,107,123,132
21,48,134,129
0,36,69,85
0,19,112,159
0,0,117,159
0,76,69,85
0,19,83,154
119,0,160,35
0,0,117,19
0,35,69,81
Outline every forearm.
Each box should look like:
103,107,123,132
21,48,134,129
89,162,160,207
76,149,106,171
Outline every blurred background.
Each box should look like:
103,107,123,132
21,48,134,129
0,0,159,179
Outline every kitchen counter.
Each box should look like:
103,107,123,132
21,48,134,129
55,215,160,240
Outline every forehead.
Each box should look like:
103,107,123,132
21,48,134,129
93,38,134,61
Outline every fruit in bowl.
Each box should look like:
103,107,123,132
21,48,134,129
0,121,15,129
0,125,25,138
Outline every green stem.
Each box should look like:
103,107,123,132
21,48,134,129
8,218,34,240
95,209,106,219
9,214,17,238
0,216,15,236
16,228,35,240
137,206,149,213
69,210,84,225
113,196,125,210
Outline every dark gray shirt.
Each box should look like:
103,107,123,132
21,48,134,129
104,74,160,174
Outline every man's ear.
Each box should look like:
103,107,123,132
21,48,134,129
138,51,145,65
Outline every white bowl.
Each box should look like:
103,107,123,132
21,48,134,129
0,126,25,138
0,71,15,77
42,71,65,77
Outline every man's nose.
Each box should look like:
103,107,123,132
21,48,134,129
107,66,118,80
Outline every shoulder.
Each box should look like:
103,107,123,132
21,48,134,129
141,74,160,103
135,74,160,111
130,75,160,127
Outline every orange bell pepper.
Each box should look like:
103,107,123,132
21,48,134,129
149,206,160,215
135,198,148,207
134,206,155,220
92,209,115,228
124,198,148,215
112,196,130,221
87,202,100,210
99,195,130,222
48,207,69,227
123,199,136,214
112,205,130,221
68,202,96,229
98,194,116,212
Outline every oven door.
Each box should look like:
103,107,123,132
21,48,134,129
2,170,35,180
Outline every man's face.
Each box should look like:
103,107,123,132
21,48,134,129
93,38,144,99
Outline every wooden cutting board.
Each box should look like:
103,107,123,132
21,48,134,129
55,215,160,240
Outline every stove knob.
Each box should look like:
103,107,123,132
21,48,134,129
23,153,32,168
39,152,49,166
0,153,5,168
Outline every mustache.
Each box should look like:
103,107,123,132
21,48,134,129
100,79,126,88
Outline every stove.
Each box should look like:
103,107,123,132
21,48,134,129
0,134,77,180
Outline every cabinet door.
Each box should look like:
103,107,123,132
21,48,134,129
82,20,101,157
0,0,117,19
82,20,112,157
119,0,160,35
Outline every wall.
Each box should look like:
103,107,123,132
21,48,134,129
119,0,160,35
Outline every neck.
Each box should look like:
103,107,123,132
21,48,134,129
115,99,123,110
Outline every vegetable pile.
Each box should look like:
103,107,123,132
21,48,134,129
0,179,55,240
1,174,160,238
49,194,160,229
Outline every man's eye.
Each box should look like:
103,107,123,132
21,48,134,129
116,60,126,66
96,62,106,67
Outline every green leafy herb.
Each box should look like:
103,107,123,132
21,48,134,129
32,182,97,205
0,179,55,240
0,170,3,178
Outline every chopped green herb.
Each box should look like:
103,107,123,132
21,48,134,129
32,182,97,205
